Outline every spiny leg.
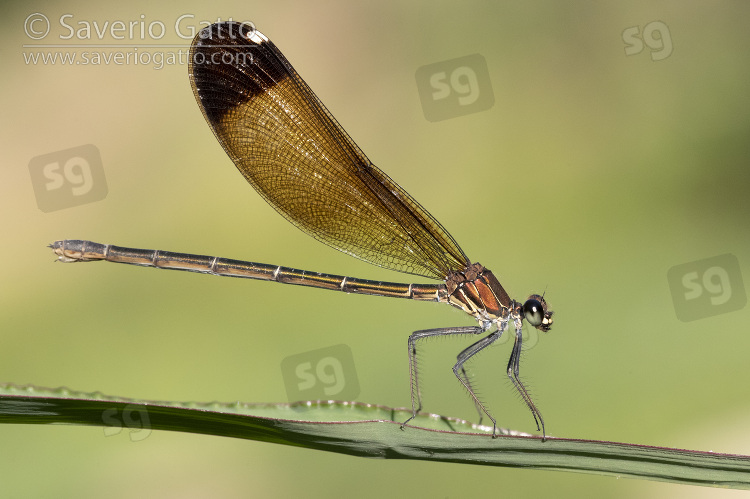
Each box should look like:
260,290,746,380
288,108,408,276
401,325,484,430
456,339,487,425
507,317,546,439
455,317,508,427
453,325,507,437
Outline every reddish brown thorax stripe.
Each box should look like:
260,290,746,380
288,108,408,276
445,263,512,320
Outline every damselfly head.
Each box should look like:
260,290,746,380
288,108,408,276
522,294,554,332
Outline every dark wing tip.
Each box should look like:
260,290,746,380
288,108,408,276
188,22,288,126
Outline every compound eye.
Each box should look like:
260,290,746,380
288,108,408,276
523,299,544,327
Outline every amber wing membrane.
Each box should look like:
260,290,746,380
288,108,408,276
188,22,469,279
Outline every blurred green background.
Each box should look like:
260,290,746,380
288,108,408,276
2,1,749,497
